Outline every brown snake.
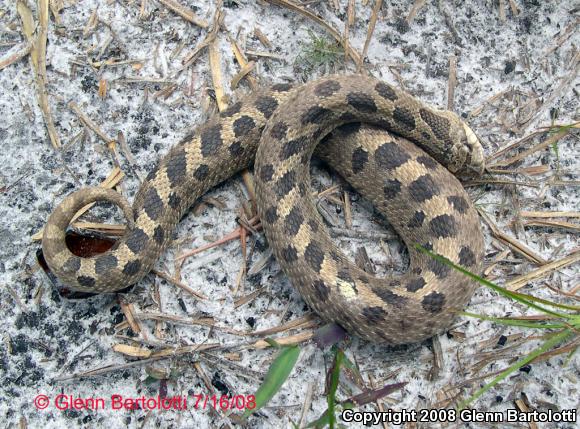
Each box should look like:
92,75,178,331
42,74,485,344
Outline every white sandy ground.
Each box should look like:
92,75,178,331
0,0,578,428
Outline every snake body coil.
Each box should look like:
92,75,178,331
43,75,485,344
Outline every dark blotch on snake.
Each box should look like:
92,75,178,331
282,245,298,263
259,164,274,182
272,83,293,92
428,258,451,279
409,175,440,203
375,142,411,170
270,121,288,140
416,155,438,170
255,95,278,119
304,241,325,272
312,280,330,300
281,137,308,160
233,115,256,138
447,196,469,214
220,101,242,118
336,122,362,136
346,92,378,113
284,207,304,236
422,292,446,313
459,246,476,267
63,257,81,273
228,141,243,156
406,277,426,292
274,171,296,198
200,124,223,157
143,188,163,221
95,254,117,275
168,192,181,209
372,287,408,307
408,210,426,228
351,147,369,174
301,105,333,125
314,80,341,97
145,169,157,182
264,206,279,224
308,219,319,232
126,228,149,253
375,82,398,101
194,164,209,181
122,260,142,277
153,226,164,245
429,214,458,239
383,179,402,199
393,106,416,131
77,275,96,288
166,148,187,186
339,112,357,122
362,306,388,324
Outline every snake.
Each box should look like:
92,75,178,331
42,74,485,344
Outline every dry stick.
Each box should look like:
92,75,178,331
264,0,362,66
52,343,219,382
298,382,315,429
343,0,355,65
359,0,383,73
250,331,315,349
230,61,256,89
135,312,247,336
176,217,261,261
477,209,547,265
520,211,580,219
68,101,113,143
0,41,31,70
151,269,207,300
498,0,506,22
523,220,580,231
505,250,580,291
489,129,570,168
447,55,457,111
508,0,520,16
17,0,61,149
249,314,319,337
253,27,272,49
157,0,209,28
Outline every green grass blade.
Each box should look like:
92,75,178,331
457,329,573,410
327,347,344,429
460,311,565,329
242,345,301,419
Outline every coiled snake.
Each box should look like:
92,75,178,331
42,75,485,344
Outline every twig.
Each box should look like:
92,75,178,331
157,0,208,28
505,250,580,291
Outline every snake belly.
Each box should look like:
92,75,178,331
42,74,485,344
